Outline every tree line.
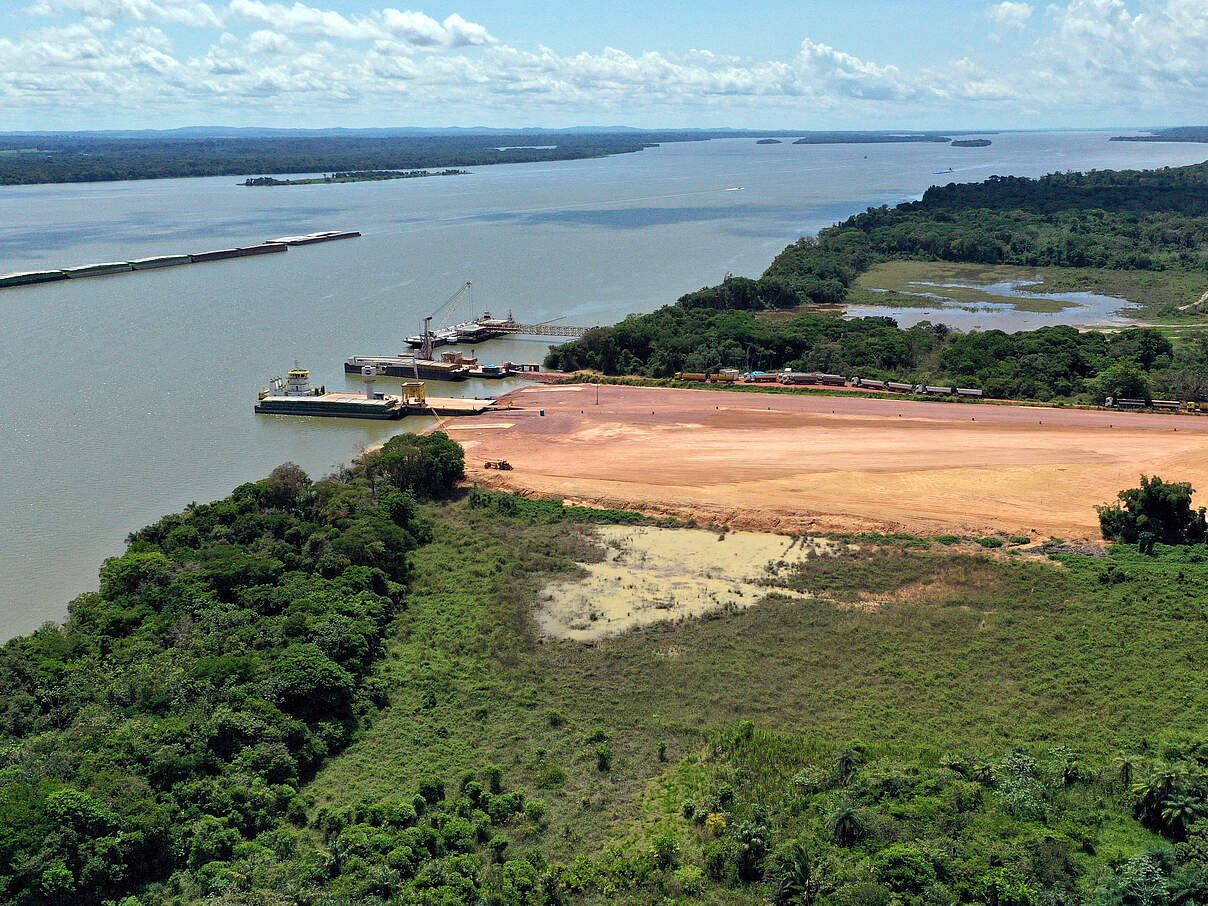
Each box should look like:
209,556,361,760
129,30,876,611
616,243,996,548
546,159,1208,398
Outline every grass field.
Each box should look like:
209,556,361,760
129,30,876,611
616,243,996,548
294,500,1208,903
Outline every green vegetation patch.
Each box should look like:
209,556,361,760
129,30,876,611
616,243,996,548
11,453,1208,903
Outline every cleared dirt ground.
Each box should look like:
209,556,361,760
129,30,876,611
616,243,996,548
446,385,1208,539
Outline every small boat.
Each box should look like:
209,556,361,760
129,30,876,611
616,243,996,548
934,167,954,175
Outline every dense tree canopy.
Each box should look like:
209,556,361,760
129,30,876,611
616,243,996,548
0,436,463,904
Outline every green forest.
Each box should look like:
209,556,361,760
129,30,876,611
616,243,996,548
545,160,1208,399
7,445,1208,905
0,135,656,185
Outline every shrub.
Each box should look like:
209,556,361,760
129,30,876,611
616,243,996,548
595,743,613,772
546,709,565,728
671,864,706,896
703,839,734,882
651,831,680,870
523,799,547,828
705,813,728,836
657,740,668,762
977,536,1004,548
485,764,504,794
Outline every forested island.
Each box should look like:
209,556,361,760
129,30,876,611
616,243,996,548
546,160,1208,400
240,169,468,187
0,129,808,186
756,139,783,144
951,138,992,147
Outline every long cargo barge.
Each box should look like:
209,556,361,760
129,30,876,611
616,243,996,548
0,228,353,290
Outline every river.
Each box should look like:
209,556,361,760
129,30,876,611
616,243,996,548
1,131,1205,639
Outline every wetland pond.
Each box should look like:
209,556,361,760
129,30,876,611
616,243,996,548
849,260,1144,330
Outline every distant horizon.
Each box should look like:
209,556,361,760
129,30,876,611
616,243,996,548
0,124,1194,138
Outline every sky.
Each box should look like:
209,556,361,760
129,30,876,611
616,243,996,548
3,0,1208,131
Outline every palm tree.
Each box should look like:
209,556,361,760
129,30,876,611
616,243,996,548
772,841,825,906
1133,765,1187,827
1161,794,1205,840
829,804,863,847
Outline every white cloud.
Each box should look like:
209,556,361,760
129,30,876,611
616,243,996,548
227,0,495,48
797,39,915,101
987,1,1034,33
245,28,295,53
27,0,223,29
6,0,1208,128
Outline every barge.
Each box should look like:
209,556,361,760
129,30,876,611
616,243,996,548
268,230,361,245
191,243,286,263
256,367,407,419
257,366,495,419
0,270,67,287
62,262,132,278
345,355,471,382
130,254,192,270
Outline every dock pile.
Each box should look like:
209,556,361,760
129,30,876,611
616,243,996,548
0,230,361,290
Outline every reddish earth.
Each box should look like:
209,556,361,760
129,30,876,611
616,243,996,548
442,385,1208,539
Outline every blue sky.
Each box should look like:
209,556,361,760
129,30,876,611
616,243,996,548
3,0,1207,130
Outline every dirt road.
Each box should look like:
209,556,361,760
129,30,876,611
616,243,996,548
446,385,1208,539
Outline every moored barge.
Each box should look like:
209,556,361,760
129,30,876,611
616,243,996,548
345,355,471,382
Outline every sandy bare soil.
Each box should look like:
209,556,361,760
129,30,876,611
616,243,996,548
448,385,1208,539
537,525,840,641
